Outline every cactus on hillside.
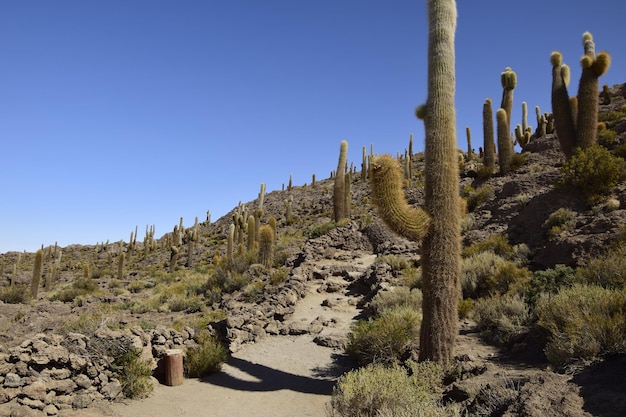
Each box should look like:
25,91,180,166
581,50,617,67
418,0,461,365
483,98,495,169
500,67,517,133
31,249,43,299
333,140,348,223
466,127,473,159
551,32,611,157
118,251,125,280
497,109,513,174
258,225,274,269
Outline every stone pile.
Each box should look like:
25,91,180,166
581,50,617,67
0,326,197,416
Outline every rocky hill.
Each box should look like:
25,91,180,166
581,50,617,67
1,83,626,416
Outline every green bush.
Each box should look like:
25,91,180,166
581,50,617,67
537,284,626,366
328,361,457,417
185,331,229,378
0,285,30,304
114,349,154,399
559,145,626,204
374,255,409,272
472,293,532,346
525,265,576,308
308,221,336,239
462,234,515,260
346,305,421,366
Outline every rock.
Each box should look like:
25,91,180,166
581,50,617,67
313,333,346,349
43,404,59,416
18,397,45,410
73,374,91,389
22,379,47,401
72,393,92,409
3,373,21,388
101,380,122,400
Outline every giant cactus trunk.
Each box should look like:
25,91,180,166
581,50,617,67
418,0,461,365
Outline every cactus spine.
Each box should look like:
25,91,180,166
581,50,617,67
31,249,43,299
419,0,460,365
483,98,495,169
333,140,348,223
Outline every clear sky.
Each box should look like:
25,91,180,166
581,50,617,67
1,1,625,253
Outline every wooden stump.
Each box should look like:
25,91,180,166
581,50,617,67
164,349,184,386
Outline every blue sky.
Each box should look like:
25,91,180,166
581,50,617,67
1,1,625,253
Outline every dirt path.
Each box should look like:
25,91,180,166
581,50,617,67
85,252,375,417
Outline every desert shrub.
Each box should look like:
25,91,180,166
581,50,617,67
461,252,530,299
269,266,290,286
401,265,422,289
537,284,626,366
524,265,576,308
0,284,29,304
598,126,617,145
62,313,104,335
346,305,421,366
185,330,229,378
559,145,626,204
472,293,532,346
543,208,577,238
458,298,474,319
375,254,409,272
476,165,495,180
509,152,529,171
328,361,457,417
368,287,422,317
128,280,148,293
575,246,626,289
308,221,336,239
464,185,495,212
114,349,154,399
462,234,514,260
168,294,204,313
51,277,98,302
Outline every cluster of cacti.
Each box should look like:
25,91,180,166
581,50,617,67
369,0,460,365
551,32,611,157
333,140,348,223
514,102,533,149
143,225,157,257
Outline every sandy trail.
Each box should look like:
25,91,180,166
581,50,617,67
95,253,374,417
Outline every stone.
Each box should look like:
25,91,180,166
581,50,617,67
18,397,45,410
48,379,77,395
73,374,91,389
21,379,47,401
101,380,122,400
4,373,21,388
72,393,92,409
43,404,59,416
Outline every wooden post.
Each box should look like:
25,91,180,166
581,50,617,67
164,349,184,386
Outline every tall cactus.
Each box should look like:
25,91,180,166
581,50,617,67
483,98,495,169
551,32,610,157
31,249,43,299
497,108,513,174
258,225,274,269
333,140,348,223
418,0,461,365
466,127,473,159
500,67,517,134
